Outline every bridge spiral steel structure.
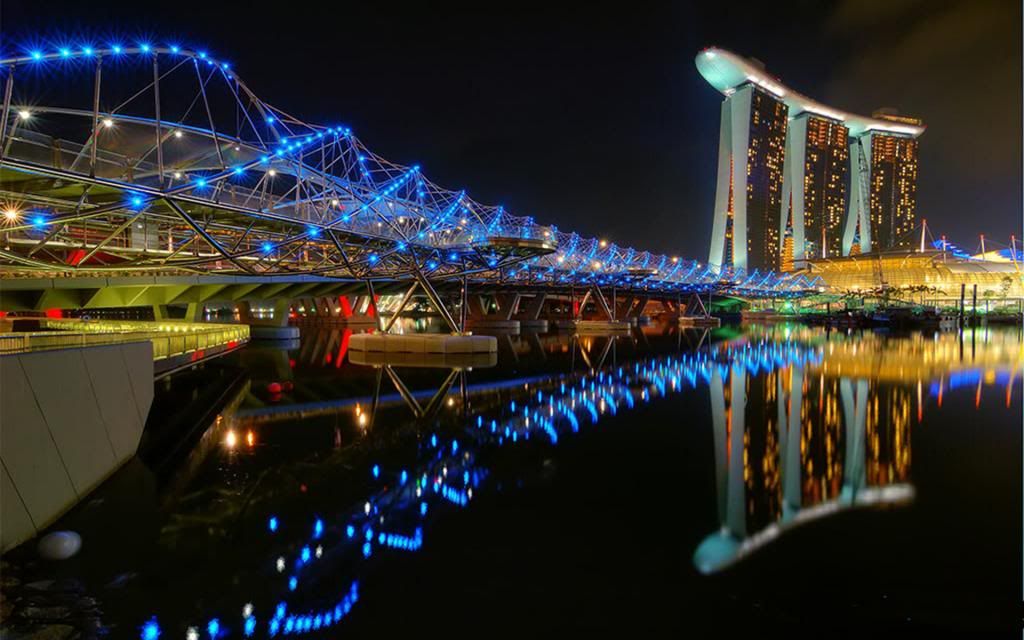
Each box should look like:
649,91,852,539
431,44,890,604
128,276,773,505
0,38,819,306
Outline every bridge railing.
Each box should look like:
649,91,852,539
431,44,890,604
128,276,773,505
0,320,249,360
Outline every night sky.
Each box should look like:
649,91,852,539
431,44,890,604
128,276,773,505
2,0,1020,259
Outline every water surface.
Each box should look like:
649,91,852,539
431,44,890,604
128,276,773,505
10,323,1022,636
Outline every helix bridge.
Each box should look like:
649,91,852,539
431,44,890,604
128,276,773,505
0,37,820,323
133,338,820,639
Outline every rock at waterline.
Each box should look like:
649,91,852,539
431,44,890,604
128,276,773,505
36,532,81,560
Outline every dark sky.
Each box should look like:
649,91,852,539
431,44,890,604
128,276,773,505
2,0,1020,258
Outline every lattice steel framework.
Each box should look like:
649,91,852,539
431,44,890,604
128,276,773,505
0,39,818,298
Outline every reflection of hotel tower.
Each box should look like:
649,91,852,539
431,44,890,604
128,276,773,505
696,48,925,272
696,363,913,573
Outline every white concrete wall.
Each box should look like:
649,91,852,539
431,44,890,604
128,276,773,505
0,342,153,551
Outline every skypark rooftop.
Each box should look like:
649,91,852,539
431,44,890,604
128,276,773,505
695,47,926,138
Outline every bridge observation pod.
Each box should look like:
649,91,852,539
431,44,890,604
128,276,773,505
0,38,813,299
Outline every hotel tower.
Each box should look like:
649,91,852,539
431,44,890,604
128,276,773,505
696,48,925,272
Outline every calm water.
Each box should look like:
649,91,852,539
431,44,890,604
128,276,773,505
9,323,1022,636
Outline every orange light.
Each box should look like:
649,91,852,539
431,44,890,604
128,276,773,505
246,430,255,447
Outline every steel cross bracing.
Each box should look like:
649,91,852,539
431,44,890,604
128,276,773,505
0,39,820,299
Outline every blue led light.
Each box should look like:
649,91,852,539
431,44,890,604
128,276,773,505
195,178,207,188
233,166,244,175
82,47,93,56
430,434,437,447
313,518,323,538
32,216,45,228
170,45,180,53
130,196,144,208
367,254,378,264
243,616,256,637
198,51,207,59
308,226,319,237
346,524,355,538
362,542,372,558
265,115,275,124
261,242,273,253
59,48,70,57
300,546,311,563
140,617,161,640
112,45,122,54
268,516,278,532
140,43,151,53
288,577,297,591
371,464,379,478
30,51,42,61
206,618,219,639
420,502,428,516
400,470,408,484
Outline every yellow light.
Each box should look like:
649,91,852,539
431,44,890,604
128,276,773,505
102,118,114,128
592,261,602,269
225,429,237,449
3,208,20,222
246,430,255,447
357,413,367,427
599,240,608,248
672,256,679,263
17,110,31,120
331,199,339,206
173,171,182,179
268,169,277,177
173,130,183,138
446,397,454,407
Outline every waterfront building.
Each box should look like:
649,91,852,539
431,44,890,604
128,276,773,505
696,48,925,271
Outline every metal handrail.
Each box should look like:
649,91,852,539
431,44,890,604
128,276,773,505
0,320,249,359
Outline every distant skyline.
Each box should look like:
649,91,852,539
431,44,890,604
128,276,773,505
2,0,1020,259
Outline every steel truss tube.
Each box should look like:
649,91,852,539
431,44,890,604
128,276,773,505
0,68,13,152
89,57,101,177
383,282,419,333
163,199,253,273
412,269,459,334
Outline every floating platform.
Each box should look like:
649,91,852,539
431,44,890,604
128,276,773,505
292,316,378,328
348,333,497,354
518,319,549,331
552,319,632,332
465,318,520,331
250,326,301,340
348,350,497,369
678,316,721,328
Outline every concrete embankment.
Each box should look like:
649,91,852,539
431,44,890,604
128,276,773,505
0,342,153,551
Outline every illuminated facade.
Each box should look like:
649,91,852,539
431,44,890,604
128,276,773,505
706,83,788,272
782,114,848,264
843,120,921,254
697,48,925,271
803,251,1024,302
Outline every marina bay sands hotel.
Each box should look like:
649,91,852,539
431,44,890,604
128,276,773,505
696,48,925,272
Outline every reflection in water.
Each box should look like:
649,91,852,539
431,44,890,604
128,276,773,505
696,326,1020,574
32,324,1021,637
